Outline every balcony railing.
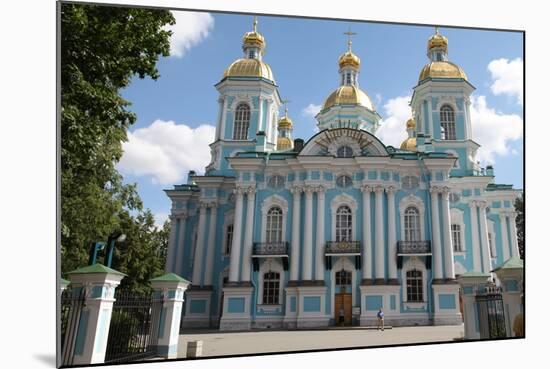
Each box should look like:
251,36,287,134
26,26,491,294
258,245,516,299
252,242,289,256
397,241,431,255
325,241,361,255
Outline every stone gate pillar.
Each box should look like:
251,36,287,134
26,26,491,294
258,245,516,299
457,271,490,340
493,257,524,337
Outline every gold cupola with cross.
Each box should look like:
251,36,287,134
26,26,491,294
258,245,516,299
277,100,294,151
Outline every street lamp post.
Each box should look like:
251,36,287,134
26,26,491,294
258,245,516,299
88,232,127,267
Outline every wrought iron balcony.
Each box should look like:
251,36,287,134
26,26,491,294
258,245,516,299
397,241,431,255
325,241,361,255
252,242,289,257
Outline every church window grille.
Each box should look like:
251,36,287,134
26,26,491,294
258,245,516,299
262,271,280,304
336,175,353,188
404,206,421,242
336,205,353,242
452,224,462,252
267,175,285,190
440,105,456,140
233,103,250,140
335,270,352,286
346,73,352,85
337,145,353,158
406,269,423,302
266,207,283,243
225,224,234,255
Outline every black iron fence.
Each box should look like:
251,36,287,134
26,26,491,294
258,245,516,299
60,287,86,367
104,290,163,363
475,285,507,339
325,241,361,254
252,242,289,256
397,240,431,254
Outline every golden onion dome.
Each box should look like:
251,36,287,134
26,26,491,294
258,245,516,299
400,137,417,151
223,58,275,81
428,32,448,52
418,61,468,82
242,30,265,49
338,50,361,69
322,85,374,111
406,118,416,129
277,136,293,150
278,115,293,129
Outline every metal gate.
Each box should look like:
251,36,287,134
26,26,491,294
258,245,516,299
104,290,163,363
60,288,86,366
475,285,507,339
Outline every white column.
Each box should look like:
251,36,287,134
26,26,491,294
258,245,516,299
478,201,492,274
469,201,481,272
165,213,179,273
290,186,302,281
374,185,385,282
215,97,223,140
229,188,245,282
441,188,455,279
241,187,256,282
192,202,208,286
220,97,228,140
386,186,397,282
500,213,511,261
465,97,473,139
509,211,520,258
315,186,326,281
203,203,218,286
174,213,188,276
302,186,314,281
430,187,443,280
427,98,434,136
361,185,372,281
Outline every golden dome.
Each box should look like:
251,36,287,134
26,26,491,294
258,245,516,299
223,58,275,81
278,115,293,129
277,136,293,150
406,118,416,129
338,50,361,69
242,18,265,50
322,85,374,111
418,61,468,82
428,32,448,52
400,137,417,151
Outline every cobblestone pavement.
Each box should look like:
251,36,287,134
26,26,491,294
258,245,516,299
177,324,464,358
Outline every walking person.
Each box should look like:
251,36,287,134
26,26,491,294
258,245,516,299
377,308,384,331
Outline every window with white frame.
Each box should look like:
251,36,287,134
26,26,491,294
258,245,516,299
262,271,280,304
225,224,233,255
440,105,456,140
404,206,421,241
233,103,250,140
336,175,353,188
336,205,353,242
452,224,462,252
337,145,353,158
266,206,283,243
406,269,423,302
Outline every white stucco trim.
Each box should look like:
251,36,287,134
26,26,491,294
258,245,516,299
399,194,426,241
487,219,497,258
260,194,289,243
257,258,285,306
450,208,466,253
330,193,358,241
401,257,428,307
330,257,358,316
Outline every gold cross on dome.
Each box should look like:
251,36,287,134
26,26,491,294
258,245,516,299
344,27,357,51
253,16,258,32
435,26,440,35
281,99,291,116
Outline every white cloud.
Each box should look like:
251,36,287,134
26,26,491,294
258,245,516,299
376,96,411,147
470,95,523,164
118,120,215,185
165,11,214,58
302,103,322,118
153,212,169,229
488,58,523,105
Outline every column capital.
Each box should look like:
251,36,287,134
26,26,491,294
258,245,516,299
441,186,451,196
208,201,219,209
315,185,326,194
477,200,488,209
360,184,372,193
245,186,256,196
198,201,209,210
233,186,246,195
171,210,188,221
385,185,397,195
303,185,315,195
429,186,441,195
468,200,478,209
508,210,518,220
374,185,385,194
290,185,303,195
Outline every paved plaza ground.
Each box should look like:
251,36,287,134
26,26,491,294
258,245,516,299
176,325,465,358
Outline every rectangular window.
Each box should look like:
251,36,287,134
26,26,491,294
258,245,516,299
406,270,423,302
225,224,233,255
262,272,280,305
452,224,462,252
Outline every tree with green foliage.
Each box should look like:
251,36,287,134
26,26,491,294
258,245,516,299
514,192,524,259
61,3,175,286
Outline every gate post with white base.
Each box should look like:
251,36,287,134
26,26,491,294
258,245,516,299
493,257,524,337
457,271,490,340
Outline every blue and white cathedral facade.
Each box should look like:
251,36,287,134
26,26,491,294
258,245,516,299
164,21,521,330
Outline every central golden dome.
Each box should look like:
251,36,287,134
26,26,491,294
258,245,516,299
418,61,467,82
223,58,275,81
322,85,374,111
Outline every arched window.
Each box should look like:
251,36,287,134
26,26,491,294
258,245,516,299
266,207,283,243
451,224,462,252
404,206,421,242
337,145,353,158
440,105,456,140
262,271,280,304
336,205,353,242
233,103,250,140
225,224,233,255
406,269,423,302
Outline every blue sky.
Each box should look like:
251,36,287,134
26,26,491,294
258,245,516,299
118,11,524,226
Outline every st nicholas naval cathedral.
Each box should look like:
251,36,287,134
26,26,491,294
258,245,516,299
164,19,521,330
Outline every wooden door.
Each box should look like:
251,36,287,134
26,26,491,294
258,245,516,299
343,293,352,325
334,293,352,326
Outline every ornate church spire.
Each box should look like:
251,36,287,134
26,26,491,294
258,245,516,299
242,16,266,61
338,27,361,86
